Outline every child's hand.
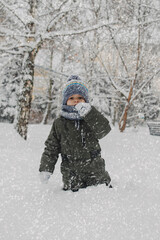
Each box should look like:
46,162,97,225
75,102,91,117
39,171,52,184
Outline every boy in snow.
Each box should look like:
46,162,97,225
39,75,112,192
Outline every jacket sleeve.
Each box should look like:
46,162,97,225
84,106,111,139
39,121,61,173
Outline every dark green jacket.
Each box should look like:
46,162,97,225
39,106,111,174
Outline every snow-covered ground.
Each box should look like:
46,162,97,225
0,123,160,240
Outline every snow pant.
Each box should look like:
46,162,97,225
61,154,111,191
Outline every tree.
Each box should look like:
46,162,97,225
0,0,42,139
0,0,119,139
93,0,160,131
0,0,159,138
0,57,22,122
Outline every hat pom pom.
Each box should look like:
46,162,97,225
67,75,81,82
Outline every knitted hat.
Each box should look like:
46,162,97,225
62,75,89,105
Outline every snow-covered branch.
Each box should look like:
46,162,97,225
0,20,118,41
35,65,68,77
95,53,128,99
131,69,160,104
44,21,118,39
127,18,160,28
46,10,70,31
0,0,27,28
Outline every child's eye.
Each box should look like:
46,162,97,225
78,97,84,100
69,97,74,100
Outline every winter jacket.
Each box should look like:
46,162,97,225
39,106,111,188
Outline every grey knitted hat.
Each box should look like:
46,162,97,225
62,75,89,105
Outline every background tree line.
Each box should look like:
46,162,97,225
0,0,160,139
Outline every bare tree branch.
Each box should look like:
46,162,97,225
0,0,27,28
45,21,119,38
131,68,160,104
95,53,128,99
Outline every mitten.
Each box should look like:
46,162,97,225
39,171,52,184
75,102,91,117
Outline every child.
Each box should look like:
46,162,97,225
39,75,112,191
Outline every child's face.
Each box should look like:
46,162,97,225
67,94,85,106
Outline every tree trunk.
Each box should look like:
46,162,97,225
119,84,133,132
43,47,54,124
118,1,142,132
15,51,35,140
43,78,53,124
119,104,129,132
15,0,41,139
